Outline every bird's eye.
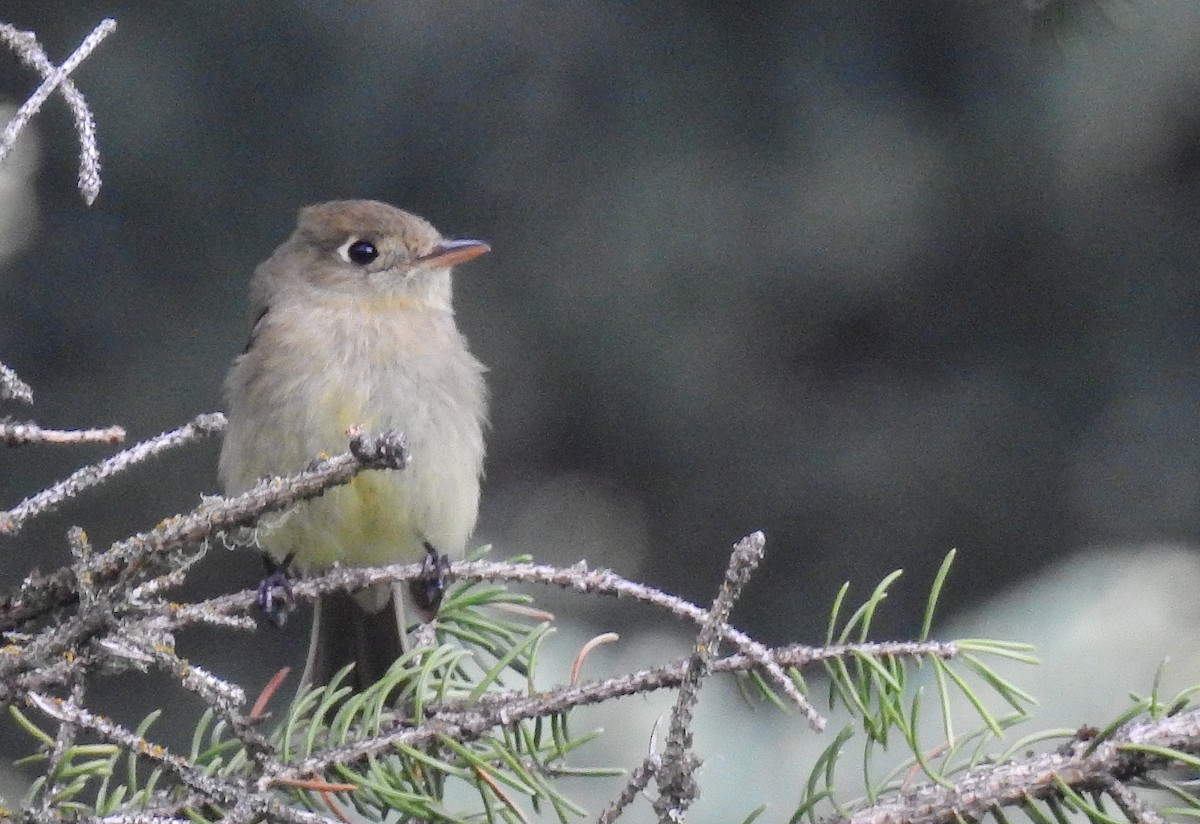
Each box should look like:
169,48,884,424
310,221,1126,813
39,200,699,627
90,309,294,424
339,238,379,265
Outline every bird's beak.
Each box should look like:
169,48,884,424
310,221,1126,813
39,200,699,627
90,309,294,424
417,238,491,268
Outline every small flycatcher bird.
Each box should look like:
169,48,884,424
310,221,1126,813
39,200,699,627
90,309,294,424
219,200,489,691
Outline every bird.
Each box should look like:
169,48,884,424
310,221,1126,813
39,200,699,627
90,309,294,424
218,199,489,692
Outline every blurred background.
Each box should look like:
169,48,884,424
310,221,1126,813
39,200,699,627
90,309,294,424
3,0,1200,816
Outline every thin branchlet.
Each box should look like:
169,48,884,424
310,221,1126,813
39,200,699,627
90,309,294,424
598,755,660,824
0,361,33,403
0,18,114,203
1,420,126,447
655,531,765,821
0,413,224,536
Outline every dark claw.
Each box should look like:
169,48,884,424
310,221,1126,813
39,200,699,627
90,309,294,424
410,542,452,616
258,552,295,627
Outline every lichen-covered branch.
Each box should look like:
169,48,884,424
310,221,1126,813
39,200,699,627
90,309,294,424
655,530,765,821
0,360,32,403
0,414,223,535
832,710,1200,824
1,420,126,447
0,18,115,203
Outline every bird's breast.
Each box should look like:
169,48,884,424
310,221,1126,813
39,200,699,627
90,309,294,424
222,296,487,568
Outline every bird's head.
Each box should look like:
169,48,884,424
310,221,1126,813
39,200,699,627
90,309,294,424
263,200,489,312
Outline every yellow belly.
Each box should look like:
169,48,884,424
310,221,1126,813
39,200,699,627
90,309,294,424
259,469,425,570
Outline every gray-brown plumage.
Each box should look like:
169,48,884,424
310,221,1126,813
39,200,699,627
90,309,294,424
219,200,489,691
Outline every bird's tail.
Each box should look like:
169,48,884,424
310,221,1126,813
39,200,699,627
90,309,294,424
300,583,408,693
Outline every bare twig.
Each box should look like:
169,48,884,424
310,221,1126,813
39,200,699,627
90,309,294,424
655,531,765,822
264,638,946,789
597,755,660,824
154,550,826,727
150,551,827,729
126,562,955,713
101,426,408,569
452,556,826,730
0,413,222,535
1101,777,1166,824
0,18,115,203
1,419,126,446
0,361,33,403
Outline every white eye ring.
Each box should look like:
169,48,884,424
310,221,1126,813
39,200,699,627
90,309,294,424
337,237,380,266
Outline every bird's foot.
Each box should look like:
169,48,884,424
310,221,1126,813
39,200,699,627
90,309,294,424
257,552,295,627
410,542,452,616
